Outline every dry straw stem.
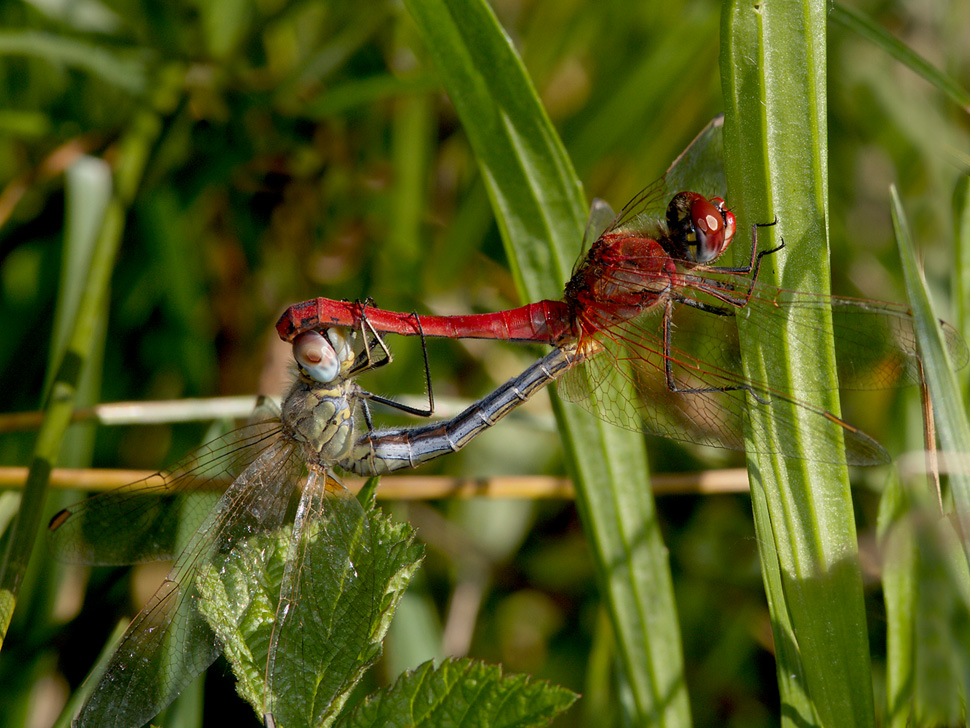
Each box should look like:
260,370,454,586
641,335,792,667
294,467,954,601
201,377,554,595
0,467,750,498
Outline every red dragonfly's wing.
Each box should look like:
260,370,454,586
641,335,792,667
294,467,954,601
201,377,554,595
662,114,727,204
593,114,728,245
558,261,968,465
583,198,617,250
559,312,889,465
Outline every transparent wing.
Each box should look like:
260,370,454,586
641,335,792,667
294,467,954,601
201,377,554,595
669,267,970,389
49,402,282,565
262,470,377,728
70,434,304,728
557,261,968,465
597,115,727,241
583,198,617,249
662,113,726,201
559,316,889,466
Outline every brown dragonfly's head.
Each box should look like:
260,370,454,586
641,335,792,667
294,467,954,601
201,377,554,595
292,329,356,384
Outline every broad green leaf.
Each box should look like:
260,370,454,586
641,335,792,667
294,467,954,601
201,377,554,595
198,500,423,728
337,657,577,728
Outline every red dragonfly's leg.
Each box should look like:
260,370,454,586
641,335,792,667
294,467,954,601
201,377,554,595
659,298,771,405
677,222,785,312
350,308,436,427
705,218,782,275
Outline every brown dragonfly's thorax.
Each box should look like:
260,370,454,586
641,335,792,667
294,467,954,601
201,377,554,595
281,375,359,465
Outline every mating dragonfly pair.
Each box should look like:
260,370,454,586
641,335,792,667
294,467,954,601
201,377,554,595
50,118,967,727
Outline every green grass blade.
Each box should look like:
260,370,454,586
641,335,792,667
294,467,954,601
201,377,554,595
0,30,147,94
878,462,970,726
830,4,970,110
51,620,129,728
954,176,970,382
721,1,875,726
876,470,916,728
891,186,970,548
4,155,115,725
0,68,180,648
404,0,690,724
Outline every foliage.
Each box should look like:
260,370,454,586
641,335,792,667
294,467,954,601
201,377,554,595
0,0,969,726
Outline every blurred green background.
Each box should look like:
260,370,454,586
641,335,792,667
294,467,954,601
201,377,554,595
0,0,968,726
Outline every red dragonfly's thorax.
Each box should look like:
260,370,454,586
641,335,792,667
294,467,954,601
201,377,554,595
565,232,675,339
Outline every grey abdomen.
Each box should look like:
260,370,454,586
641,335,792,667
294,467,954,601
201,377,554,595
343,345,579,476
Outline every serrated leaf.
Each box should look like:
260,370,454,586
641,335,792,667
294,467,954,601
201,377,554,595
337,657,577,728
197,500,424,728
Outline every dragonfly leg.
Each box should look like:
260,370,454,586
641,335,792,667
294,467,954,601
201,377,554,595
357,312,436,418
350,304,394,375
670,292,734,317
361,398,375,430
661,299,771,405
679,226,785,309
706,217,782,274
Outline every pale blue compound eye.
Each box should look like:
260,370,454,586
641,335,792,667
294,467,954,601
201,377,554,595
326,328,354,367
293,331,340,383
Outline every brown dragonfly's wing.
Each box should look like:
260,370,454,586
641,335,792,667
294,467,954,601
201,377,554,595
260,469,378,728
69,434,305,728
49,409,282,566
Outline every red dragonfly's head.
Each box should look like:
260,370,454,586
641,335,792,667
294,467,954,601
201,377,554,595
665,192,737,265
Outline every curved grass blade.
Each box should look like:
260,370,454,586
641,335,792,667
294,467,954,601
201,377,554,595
891,186,970,553
0,70,179,648
830,4,970,111
403,0,689,724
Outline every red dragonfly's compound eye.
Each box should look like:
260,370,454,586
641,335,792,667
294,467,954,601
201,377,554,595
690,195,735,263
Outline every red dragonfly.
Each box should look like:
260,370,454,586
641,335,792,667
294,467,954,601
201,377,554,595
276,118,968,465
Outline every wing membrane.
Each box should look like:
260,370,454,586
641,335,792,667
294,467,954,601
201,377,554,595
71,434,304,728
49,416,281,565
